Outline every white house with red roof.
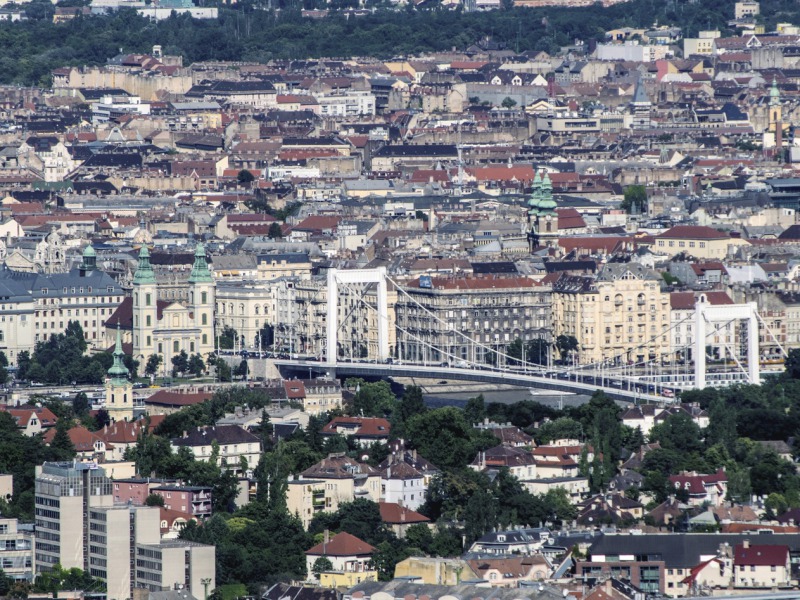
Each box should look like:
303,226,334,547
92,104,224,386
322,417,391,447
668,469,728,507
1,406,57,436
733,541,790,588
305,531,376,585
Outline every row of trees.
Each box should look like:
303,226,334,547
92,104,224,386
0,0,778,87
16,321,137,384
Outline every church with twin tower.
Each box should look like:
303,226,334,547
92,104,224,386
131,243,216,378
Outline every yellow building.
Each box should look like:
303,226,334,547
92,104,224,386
393,557,469,585
552,263,671,365
654,225,749,259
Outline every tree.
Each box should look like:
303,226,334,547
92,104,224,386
268,222,283,239
405,407,483,470
171,350,189,377
234,359,249,379
311,556,333,576
49,419,75,461
501,96,517,109
507,338,524,365
72,392,90,417
464,394,486,425
555,335,578,362
396,385,426,424
218,326,239,350
621,184,647,214
145,493,165,507
257,323,275,348
536,417,583,444
237,169,255,185
145,354,162,377
0,351,8,385
188,353,205,377
527,338,549,365
214,359,232,382
350,380,396,417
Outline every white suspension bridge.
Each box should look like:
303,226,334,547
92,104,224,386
248,268,787,403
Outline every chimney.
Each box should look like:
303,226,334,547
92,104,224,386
743,539,750,549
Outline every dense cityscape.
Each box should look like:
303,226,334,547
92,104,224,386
3,2,800,600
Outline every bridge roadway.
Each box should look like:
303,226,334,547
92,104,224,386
274,360,671,404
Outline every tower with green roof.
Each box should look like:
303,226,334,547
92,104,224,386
132,245,157,371
78,244,96,277
105,325,133,422
531,172,559,247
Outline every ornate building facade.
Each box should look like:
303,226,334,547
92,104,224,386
128,243,215,376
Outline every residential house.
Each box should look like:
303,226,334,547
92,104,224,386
288,454,381,529
170,425,261,476
669,469,728,507
305,532,377,587
733,541,791,588
1,406,57,436
378,502,431,539
654,226,749,259
466,556,552,587
321,417,391,447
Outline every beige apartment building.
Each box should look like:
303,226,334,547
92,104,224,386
654,225,750,260
552,263,671,365
287,454,381,529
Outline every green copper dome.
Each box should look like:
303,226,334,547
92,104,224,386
133,245,156,285
537,173,557,214
188,242,213,284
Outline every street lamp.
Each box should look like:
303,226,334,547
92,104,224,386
201,578,212,600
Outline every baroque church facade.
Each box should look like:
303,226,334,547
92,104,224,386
110,243,216,377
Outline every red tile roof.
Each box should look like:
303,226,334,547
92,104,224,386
1,406,58,428
284,380,306,399
658,225,729,240
322,416,391,438
378,502,430,525
43,425,111,453
734,543,789,566
305,532,375,557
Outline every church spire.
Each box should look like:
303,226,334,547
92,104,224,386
107,325,129,384
188,242,212,283
133,245,156,285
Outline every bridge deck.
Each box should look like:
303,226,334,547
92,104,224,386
273,360,672,404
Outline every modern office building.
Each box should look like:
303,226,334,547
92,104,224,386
34,462,215,599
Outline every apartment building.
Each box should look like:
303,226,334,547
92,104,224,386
287,454,381,529
0,517,34,581
551,264,670,365
34,462,215,599
170,425,261,476
394,275,551,366
0,245,124,363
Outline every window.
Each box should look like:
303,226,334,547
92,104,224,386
173,341,179,352
145,293,152,306
146,315,151,327
201,292,207,304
